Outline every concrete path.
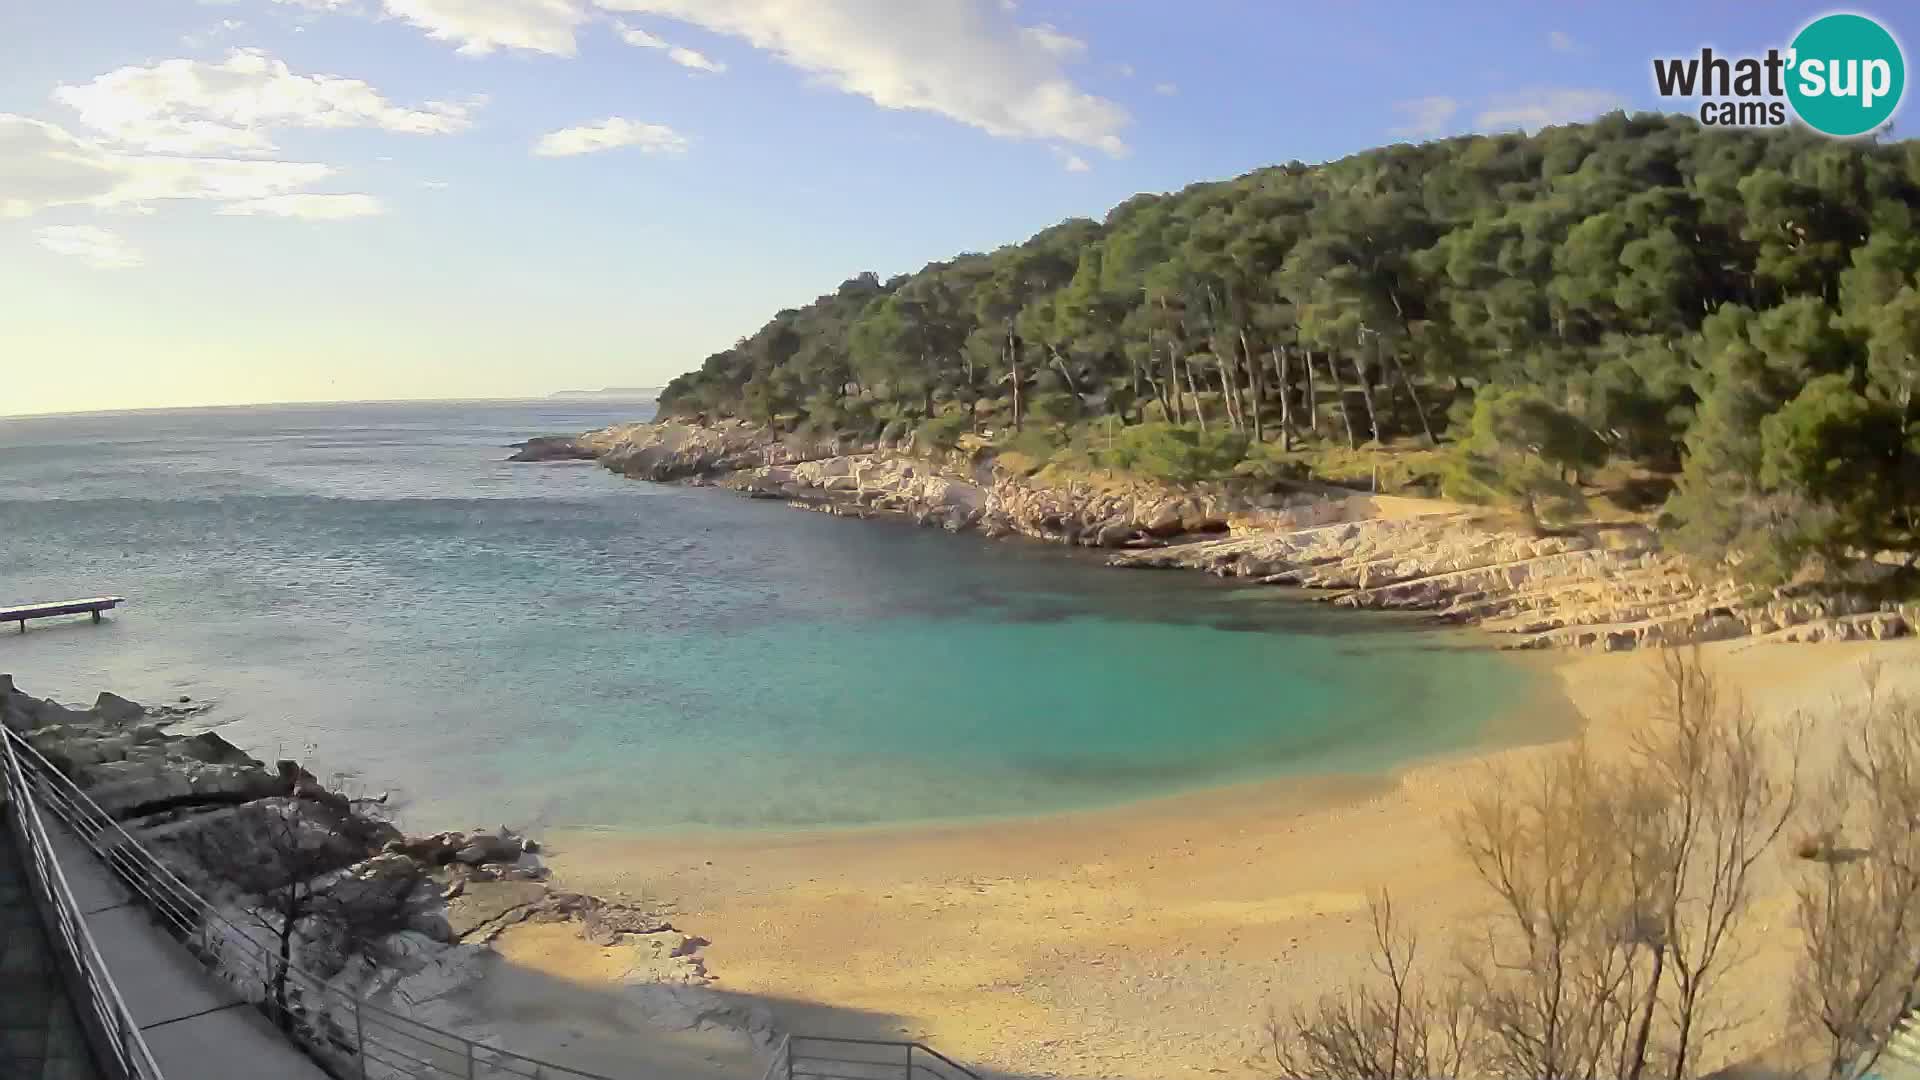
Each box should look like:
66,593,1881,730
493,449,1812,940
45,822,329,1080
0,822,100,1080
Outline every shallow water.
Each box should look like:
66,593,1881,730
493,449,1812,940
0,400,1547,833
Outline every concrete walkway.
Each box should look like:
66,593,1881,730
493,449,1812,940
44,822,329,1080
0,823,99,1080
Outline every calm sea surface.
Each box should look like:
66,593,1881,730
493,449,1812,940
0,400,1552,833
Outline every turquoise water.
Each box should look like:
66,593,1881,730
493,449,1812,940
0,401,1550,833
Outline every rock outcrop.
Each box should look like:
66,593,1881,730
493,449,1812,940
1107,514,1917,651
0,677,769,1078
522,419,1918,652
506,436,597,462
578,419,844,481
561,419,1292,547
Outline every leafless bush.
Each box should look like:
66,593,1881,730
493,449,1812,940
184,765,413,1029
1792,664,1920,1080
1270,890,1477,1079
1457,745,1641,1080
1267,647,1801,1080
1621,646,1802,1080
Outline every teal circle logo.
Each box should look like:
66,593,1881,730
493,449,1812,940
1788,13,1905,137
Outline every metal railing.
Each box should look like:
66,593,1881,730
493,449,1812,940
1,725,166,1080
760,1035,982,1080
4,724,619,1080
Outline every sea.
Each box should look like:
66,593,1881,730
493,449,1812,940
0,400,1553,834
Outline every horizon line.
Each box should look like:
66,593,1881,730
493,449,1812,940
1,392,661,422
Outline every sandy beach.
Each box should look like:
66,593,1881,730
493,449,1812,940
502,637,1920,1079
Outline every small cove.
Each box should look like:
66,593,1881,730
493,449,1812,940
0,400,1555,834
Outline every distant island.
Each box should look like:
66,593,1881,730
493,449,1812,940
548,387,660,400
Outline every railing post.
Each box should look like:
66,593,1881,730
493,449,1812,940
905,1043,913,1079
355,995,368,1080
466,1038,477,1079
785,1036,794,1080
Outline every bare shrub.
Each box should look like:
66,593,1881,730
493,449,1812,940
1271,890,1476,1079
184,766,413,1031
1267,647,1801,1080
1792,665,1920,1080
1457,745,1640,1080
1621,647,1802,1080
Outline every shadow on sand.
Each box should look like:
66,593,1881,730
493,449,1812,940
450,955,1145,1080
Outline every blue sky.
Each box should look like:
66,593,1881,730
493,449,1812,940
4,1,1914,415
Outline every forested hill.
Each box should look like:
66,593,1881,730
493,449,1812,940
658,111,1920,587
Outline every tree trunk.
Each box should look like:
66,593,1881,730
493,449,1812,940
1669,989,1699,1080
1146,360,1171,423
1242,331,1264,444
1386,350,1435,444
964,353,979,433
1383,290,1438,444
1625,946,1666,1080
1304,348,1320,434
1322,352,1355,449
1166,347,1184,424
1352,351,1382,445
1048,345,1080,399
273,888,299,1032
1273,348,1293,451
1006,322,1023,432
1183,356,1208,433
1220,346,1246,432
1214,356,1241,432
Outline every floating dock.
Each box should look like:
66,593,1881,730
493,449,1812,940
3,597,126,631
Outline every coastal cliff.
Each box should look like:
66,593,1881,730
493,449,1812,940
0,676,775,1078
540,419,1918,652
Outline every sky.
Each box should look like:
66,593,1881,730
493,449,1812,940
3,1,1915,416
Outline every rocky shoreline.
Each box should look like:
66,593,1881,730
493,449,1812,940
530,418,1918,651
0,675,774,1078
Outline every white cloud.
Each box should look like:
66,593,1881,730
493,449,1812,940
217,192,384,218
533,117,689,156
598,0,1129,155
1114,62,1135,78
1020,24,1085,60
1388,95,1459,139
421,179,450,189
380,0,591,56
615,20,725,71
1475,88,1624,133
235,0,1130,155
266,0,587,54
614,20,668,47
35,225,143,269
53,49,476,155
1153,81,1177,96
0,114,332,218
667,46,724,72
1547,30,1575,53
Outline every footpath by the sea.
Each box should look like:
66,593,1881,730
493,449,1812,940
0,676,774,1080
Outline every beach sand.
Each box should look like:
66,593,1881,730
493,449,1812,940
500,637,1920,1079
